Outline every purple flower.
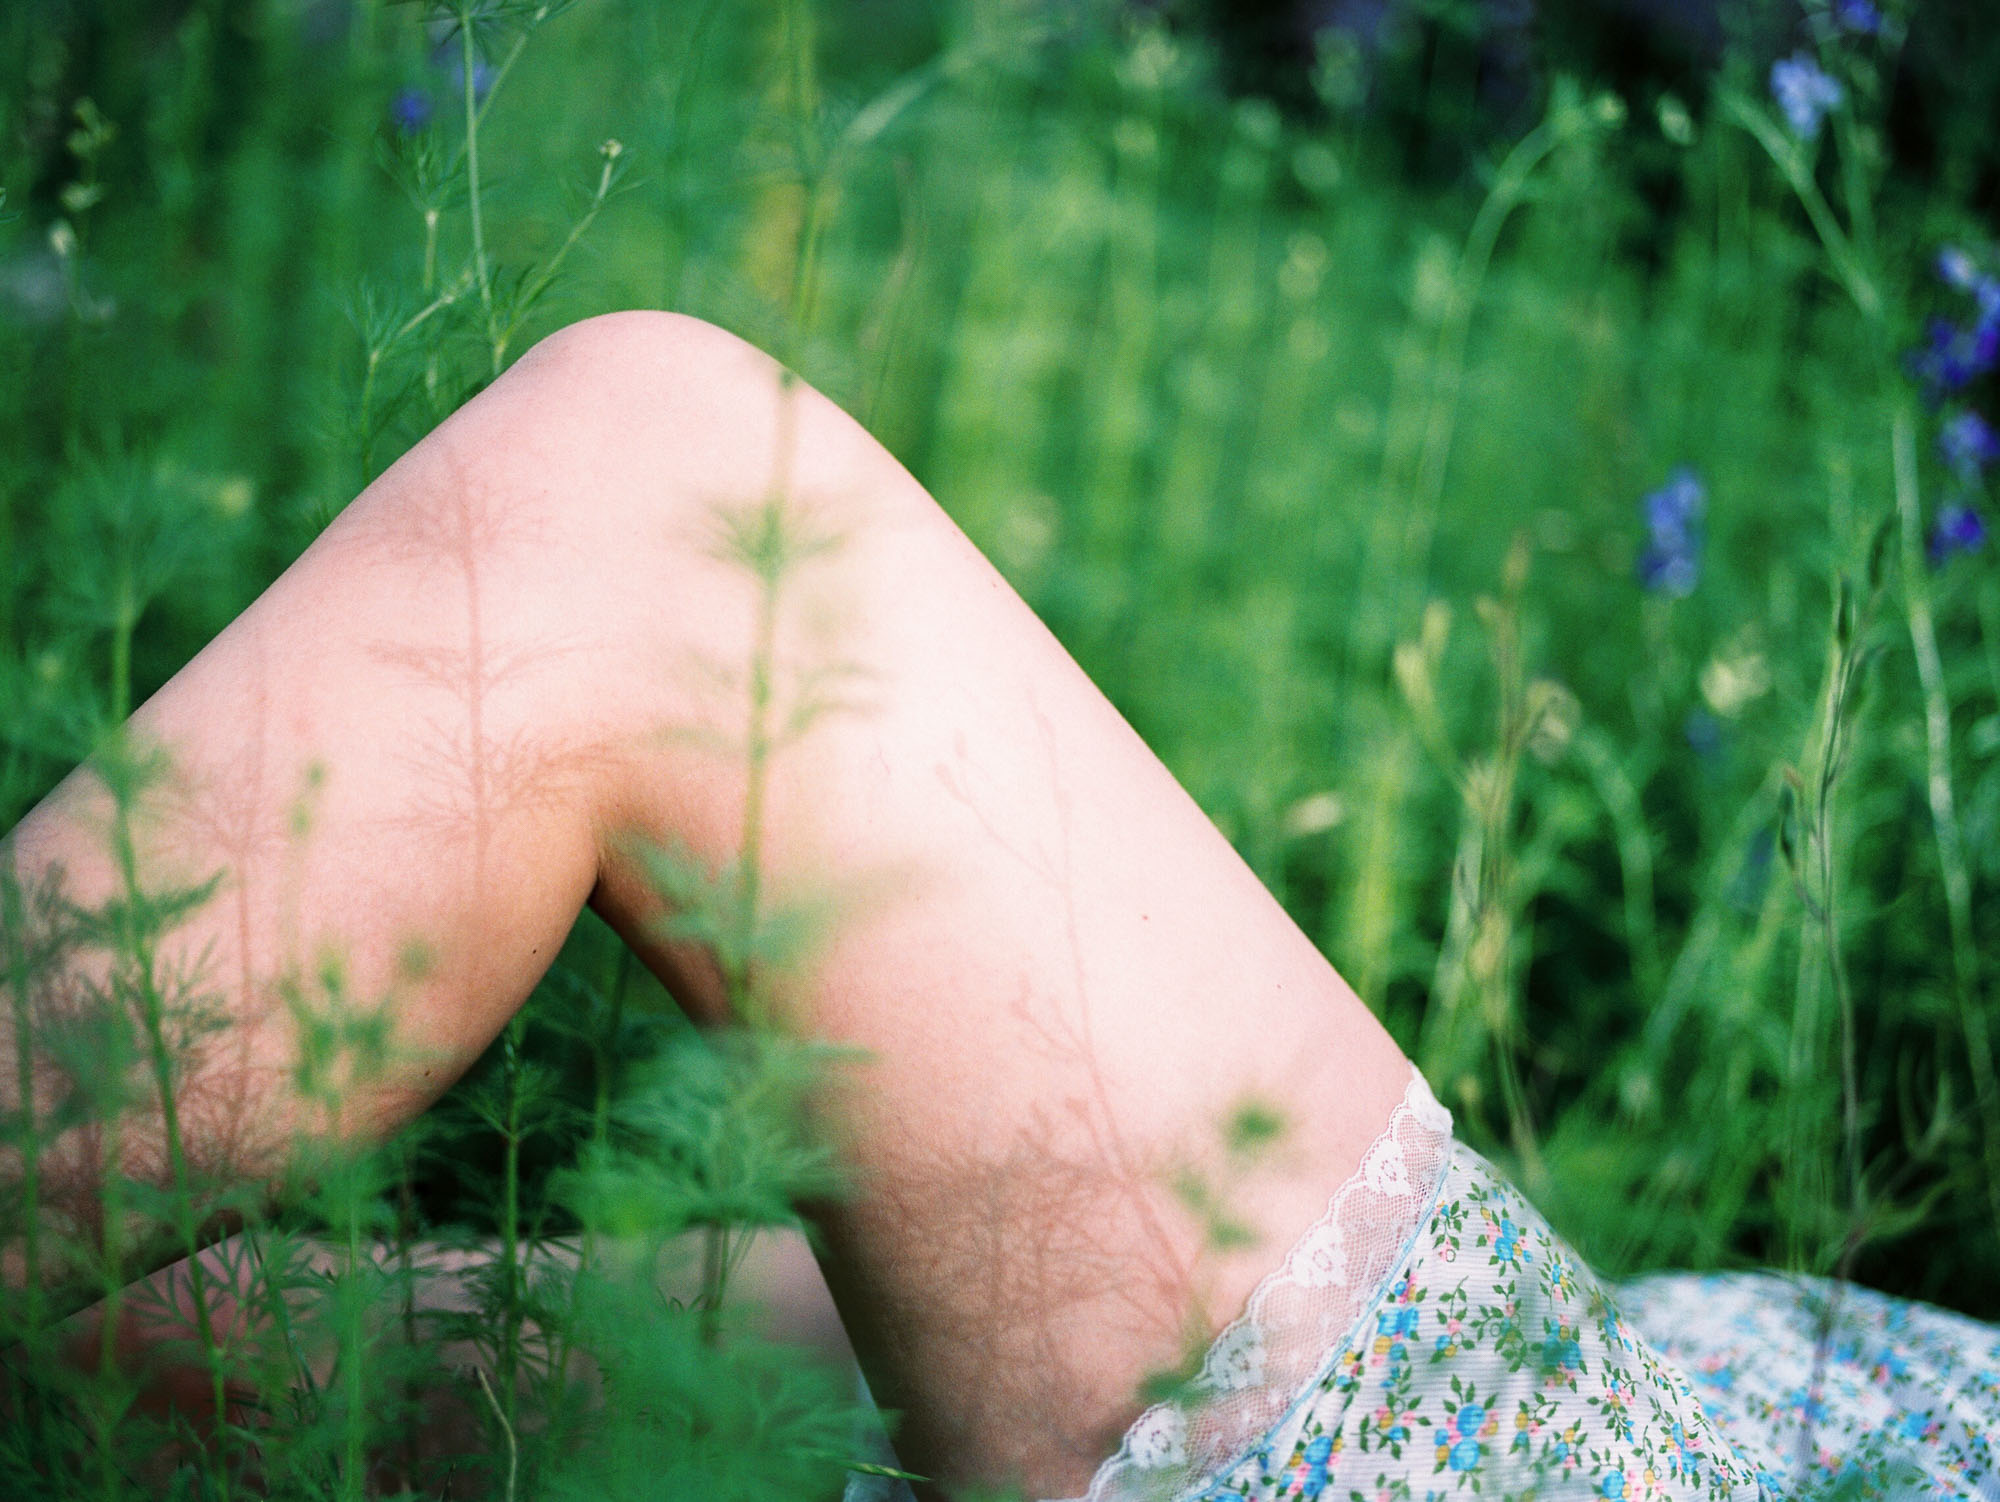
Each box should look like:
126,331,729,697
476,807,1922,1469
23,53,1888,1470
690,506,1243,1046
391,88,433,134
1940,410,2000,481
1909,316,2000,401
1637,467,1706,597
1770,53,1844,141
1832,0,1882,35
443,54,496,103
1639,551,1698,597
1937,248,2000,323
1937,246,1981,292
1644,467,1704,541
1928,503,1987,566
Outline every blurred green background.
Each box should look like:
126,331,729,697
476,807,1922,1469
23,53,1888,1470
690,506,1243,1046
5,0,2000,1324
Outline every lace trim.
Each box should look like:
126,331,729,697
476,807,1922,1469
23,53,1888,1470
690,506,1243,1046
1053,1064,1454,1502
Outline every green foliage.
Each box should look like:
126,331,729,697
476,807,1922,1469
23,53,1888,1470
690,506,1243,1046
2,0,1999,1495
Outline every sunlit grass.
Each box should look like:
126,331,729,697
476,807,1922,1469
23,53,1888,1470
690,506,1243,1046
2,0,1997,1496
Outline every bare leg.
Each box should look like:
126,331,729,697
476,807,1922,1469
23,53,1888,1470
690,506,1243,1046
2,313,1410,1495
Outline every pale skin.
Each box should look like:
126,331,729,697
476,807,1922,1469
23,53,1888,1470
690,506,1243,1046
1,312,1412,1495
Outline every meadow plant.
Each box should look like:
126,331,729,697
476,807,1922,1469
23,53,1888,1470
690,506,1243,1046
2,7,895,1500
4,0,2000,1496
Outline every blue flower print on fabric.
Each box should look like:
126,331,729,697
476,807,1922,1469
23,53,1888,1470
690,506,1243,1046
1189,1146,1765,1501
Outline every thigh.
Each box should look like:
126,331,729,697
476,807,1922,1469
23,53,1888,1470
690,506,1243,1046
4,312,1412,1497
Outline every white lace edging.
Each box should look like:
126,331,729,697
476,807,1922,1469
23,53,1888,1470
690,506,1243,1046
1052,1064,1454,1502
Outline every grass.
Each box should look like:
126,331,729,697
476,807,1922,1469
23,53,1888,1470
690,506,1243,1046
2,0,1998,1495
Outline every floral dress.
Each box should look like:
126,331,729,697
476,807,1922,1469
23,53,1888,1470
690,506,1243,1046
1056,1068,2000,1502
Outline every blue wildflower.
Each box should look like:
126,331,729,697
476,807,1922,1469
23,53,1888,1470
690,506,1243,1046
1913,249,2000,401
1928,503,1987,566
1770,52,1844,141
1938,246,1982,293
1640,548,1699,597
433,41,496,103
458,57,496,102
1449,1438,1482,1471
1637,467,1705,598
1940,410,2000,482
391,88,433,134
1900,1410,1932,1440
1602,1469,1627,1499
1911,317,2000,401
1832,0,1882,34
1645,467,1704,544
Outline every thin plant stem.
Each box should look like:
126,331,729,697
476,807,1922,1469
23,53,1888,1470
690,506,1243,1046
1719,91,1879,319
3,857,44,1339
783,0,825,347
496,145,621,366
459,4,501,379
358,273,468,485
1823,656,1862,1220
423,206,443,412
1892,405,2000,1238
1777,568,1873,1267
441,3,549,181
2,855,51,1466
698,1222,730,1348
1397,118,1557,602
660,0,727,305
1730,62,1999,1252
475,1364,519,1502
1574,731,1663,1004
109,573,135,727
498,1015,524,1438
109,767,234,1500
341,1186,365,1502
1786,897,1827,1267
592,947,633,1151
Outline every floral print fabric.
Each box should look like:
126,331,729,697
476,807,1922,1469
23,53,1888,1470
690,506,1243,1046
1618,1270,2000,1500
1065,1067,1459,1502
1096,1140,2000,1502
1186,1145,1763,1501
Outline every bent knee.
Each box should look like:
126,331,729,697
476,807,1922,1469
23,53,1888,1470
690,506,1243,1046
470,306,928,540
516,309,774,415
503,311,790,494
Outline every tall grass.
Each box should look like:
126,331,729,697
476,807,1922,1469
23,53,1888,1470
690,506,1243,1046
2,0,1998,1495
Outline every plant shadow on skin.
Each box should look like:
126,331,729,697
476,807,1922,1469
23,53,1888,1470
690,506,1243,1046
8,0,2000,1498
0,463,900,1501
